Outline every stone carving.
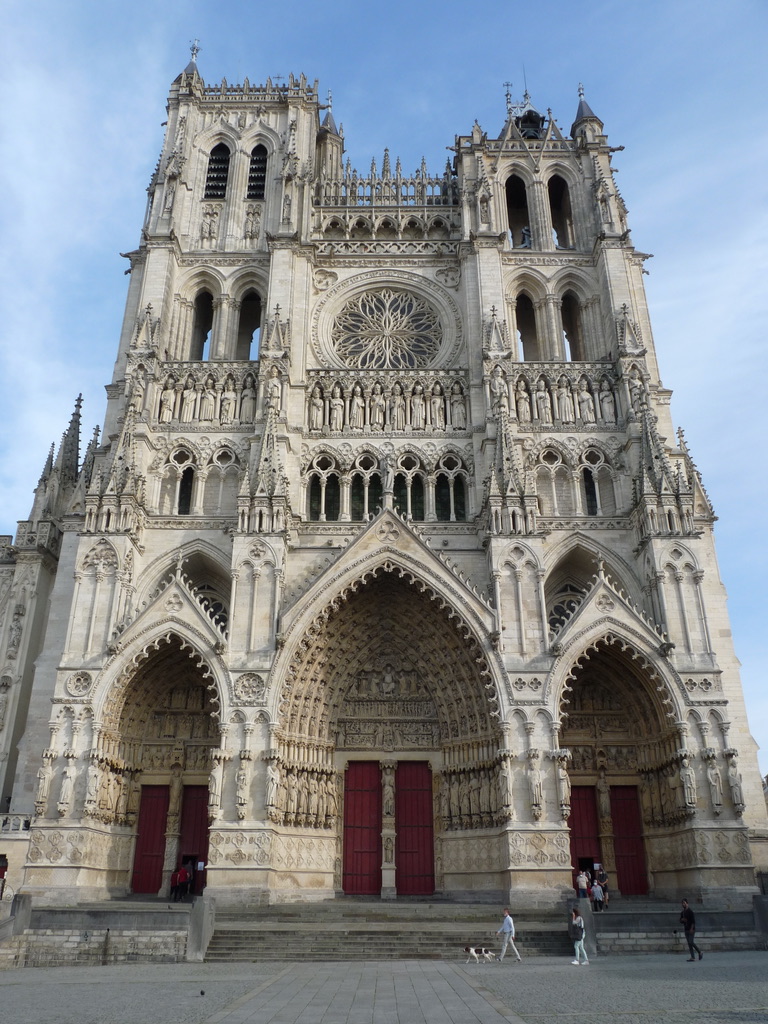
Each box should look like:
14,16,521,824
336,664,440,751
599,380,616,423
726,751,745,815
526,751,543,820
534,380,552,424
490,365,509,416
679,756,697,809
556,377,575,424
577,380,596,423
65,672,93,698
234,673,267,704
6,604,25,660
597,769,611,820
705,754,723,815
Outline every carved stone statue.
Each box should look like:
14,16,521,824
450,382,467,429
309,385,324,430
390,383,406,430
597,770,611,819
267,366,282,411
727,754,745,811
240,375,257,422
706,759,723,814
411,383,425,429
329,385,344,430
599,381,616,423
349,385,365,429
527,757,543,812
430,382,445,429
578,380,596,423
679,757,697,808
556,378,575,424
515,380,531,422
490,365,509,416
382,771,395,818
535,380,552,423
370,383,385,430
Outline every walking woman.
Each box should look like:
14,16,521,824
569,907,589,965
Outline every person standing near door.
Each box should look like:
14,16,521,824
576,869,589,898
679,899,703,961
496,908,522,962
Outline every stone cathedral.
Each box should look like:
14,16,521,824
0,55,765,913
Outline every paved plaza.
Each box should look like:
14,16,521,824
0,951,765,1024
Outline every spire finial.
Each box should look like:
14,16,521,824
578,82,585,98
189,39,200,63
327,88,333,111
503,81,513,115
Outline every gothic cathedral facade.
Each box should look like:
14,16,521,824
1,58,765,910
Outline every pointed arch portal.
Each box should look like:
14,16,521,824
277,566,500,896
561,637,679,896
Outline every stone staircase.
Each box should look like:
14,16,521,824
205,900,573,962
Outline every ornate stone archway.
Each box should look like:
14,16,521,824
270,565,503,895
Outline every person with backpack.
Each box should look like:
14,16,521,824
569,906,589,965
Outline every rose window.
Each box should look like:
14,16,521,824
331,288,442,369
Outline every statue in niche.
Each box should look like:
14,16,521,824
599,381,616,423
159,380,176,423
169,767,183,816
706,758,723,814
325,774,338,820
448,774,459,822
349,385,365,429
236,764,249,817
535,380,552,423
309,385,324,431
220,377,237,424
381,454,395,493
498,761,512,811
381,664,397,696
180,379,196,422
577,380,596,423
458,773,470,819
469,770,482,820
285,768,298,822
85,761,100,806
267,366,282,411
390,383,406,431
244,204,261,241
727,754,745,811
57,764,75,817
370,383,385,430
240,375,257,422
527,757,543,811
384,836,394,863
315,774,326,824
515,380,531,422
208,761,222,814
450,382,467,429
628,368,644,414
490,365,509,416
679,757,697,808
266,762,281,810
556,377,575,423
520,225,532,248
411,383,426,429
35,756,54,814
430,382,446,429
557,757,571,806
479,769,492,818
329,385,344,431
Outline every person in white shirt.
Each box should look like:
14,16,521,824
496,908,522,962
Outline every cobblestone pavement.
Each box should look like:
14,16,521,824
0,951,765,1024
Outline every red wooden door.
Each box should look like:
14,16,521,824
179,786,210,895
131,785,169,894
343,762,382,894
610,786,648,895
568,786,600,886
395,762,434,895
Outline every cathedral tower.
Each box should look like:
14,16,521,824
0,57,764,910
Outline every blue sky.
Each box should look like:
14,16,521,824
2,1,767,774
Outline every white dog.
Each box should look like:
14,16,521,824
463,946,496,964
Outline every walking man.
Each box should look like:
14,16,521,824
680,899,703,961
496,908,522,962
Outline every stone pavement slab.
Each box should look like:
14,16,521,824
0,951,765,1024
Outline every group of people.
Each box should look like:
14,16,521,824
486,893,704,967
575,866,609,912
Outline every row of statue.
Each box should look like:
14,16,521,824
637,750,745,828
265,764,340,829
35,751,132,824
157,373,259,425
307,379,467,432
489,365,620,425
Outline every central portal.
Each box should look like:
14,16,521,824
342,760,434,896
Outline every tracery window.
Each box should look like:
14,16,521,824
350,454,383,521
331,289,441,369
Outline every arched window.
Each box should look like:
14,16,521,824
561,292,586,361
307,455,341,521
582,467,598,516
178,466,195,515
191,291,214,360
247,145,268,200
548,175,574,248
516,293,541,361
435,454,467,522
204,143,231,199
237,289,262,359
393,473,425,521
506,174,531,248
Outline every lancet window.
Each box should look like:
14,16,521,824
247,145,268,200
190,290,214,360
349,454,383,521
204,143,231,199
516,293,541,360
548,175,574,249
560,292,586,361
506,174,531,248
236,289,262,359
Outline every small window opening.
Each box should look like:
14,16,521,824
561,292,585,361
548,175,574,249
191,291,214,360
506,175,531,248
178,466,195,515
204,143,231,200
247,145,268,200
517,294,540,361
237,290,262,360
583,468,598,516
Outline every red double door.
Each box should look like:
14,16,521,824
342,761,434,896
131,785,209,895
569,785,648,895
